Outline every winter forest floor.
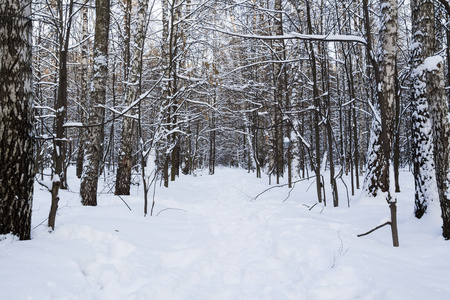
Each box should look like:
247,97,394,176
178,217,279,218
1,167,449,300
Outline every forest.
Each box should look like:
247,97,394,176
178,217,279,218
3,0,450,298
2,0,450,243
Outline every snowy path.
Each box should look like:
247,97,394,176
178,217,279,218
1,168,450,299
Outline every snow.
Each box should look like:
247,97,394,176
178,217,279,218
52,174,60,183
204,26,366,45
63,122,84,128
1,167,450,299
423,56,443,72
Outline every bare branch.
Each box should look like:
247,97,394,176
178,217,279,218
357,221,392,237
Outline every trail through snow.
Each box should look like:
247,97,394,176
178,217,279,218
1,167,449,299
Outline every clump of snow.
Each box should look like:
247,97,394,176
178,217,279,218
1,167,449,299
423,55,443,72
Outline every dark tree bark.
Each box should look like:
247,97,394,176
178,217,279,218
76,1,90,179
271,0,285,184
0,0,34,240
80,0,110,206
393,64,401,193
54,0,74,190
306,0,322,203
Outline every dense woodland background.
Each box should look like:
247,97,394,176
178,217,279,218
2,0,450,243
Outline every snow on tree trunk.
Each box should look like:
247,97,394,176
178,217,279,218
364,119,386,197
362,0,399,246
115,0,150,195
363,0,397,198
0,0,35,240
410,0,439,218
426,56,450,239
80,0,110,206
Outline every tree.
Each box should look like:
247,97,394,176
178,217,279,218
0,0,35,240
410,0,438,218
76,0,91,179
306,0,323,203
115,0,151,195
80,0,110,206
362,0,399,246
431,0,450,240
54,0,75,190
426,56,450,239
271,0,286,184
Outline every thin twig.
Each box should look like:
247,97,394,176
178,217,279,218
339,176,350,207
305,178,316,192
116,195,132,211
35,177,51,192
251,176,315,202
282,182,296,202
33,217,49,229
156,208,187,216
357,221,391,237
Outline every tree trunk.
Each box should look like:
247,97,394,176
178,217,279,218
272,0,285,184
77,1,90,179
48,181,60,230
393,64,401,193
353,106,360,190
0,0,34,240
209,111,216,175
55,0,74,189
427,57,450,239
306,0,322,203
116,0,150,195
363,0,399,247
410,0,438,218
80,0,110,206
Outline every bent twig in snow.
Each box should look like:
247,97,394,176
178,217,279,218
116,194,132,211
357,221,392,237
251,176,315,202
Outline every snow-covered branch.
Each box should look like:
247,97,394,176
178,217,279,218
203,26,367,45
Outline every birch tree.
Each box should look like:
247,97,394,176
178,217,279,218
115,0,151,195
362,0,399,246
76,0,91,179
80,0,110,206
0,0,34,239
410,0,439,218
427,56,450,239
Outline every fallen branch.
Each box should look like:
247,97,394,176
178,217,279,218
357,221,391,237
156,208,187,216
302,202,318,211
282,182,296,202
116,195,132,211
251,176,315,202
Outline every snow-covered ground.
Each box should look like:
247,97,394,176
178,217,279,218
1,167,449,300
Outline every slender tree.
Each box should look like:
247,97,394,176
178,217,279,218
76,0,90,179
80,0,110,206
115,0,150,195
54,0,75,190
306,0,323,203
362,0,399,247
